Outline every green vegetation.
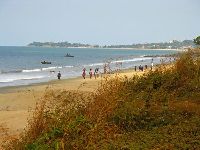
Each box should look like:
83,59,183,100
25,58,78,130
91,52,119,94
194,36,200,45
28,40,195,49
104,40,194,49
3,49,200,149
28,41,96,48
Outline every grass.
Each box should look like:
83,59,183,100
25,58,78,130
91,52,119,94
2,48,200,150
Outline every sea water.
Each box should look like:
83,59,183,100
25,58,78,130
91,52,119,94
0,46,178,87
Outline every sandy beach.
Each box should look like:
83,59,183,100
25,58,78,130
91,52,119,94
0,69,145,143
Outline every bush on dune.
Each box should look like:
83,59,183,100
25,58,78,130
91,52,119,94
3,49,200,149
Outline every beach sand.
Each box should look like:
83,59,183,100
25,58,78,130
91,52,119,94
0,69,145,145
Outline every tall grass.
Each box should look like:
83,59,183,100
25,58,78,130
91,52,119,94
3,48,200,149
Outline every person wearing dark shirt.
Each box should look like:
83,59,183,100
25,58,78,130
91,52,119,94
57,71,61,80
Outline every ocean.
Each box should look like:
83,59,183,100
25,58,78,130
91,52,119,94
0,46,178,87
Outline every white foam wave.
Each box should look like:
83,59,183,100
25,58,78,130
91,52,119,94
22,66,66,72
64,65,73,68
42,67,58,71
22,69,41,73
111,57,152,64
83,58,152,67
84,63,104,67
0,75,45,83
84,57,153,67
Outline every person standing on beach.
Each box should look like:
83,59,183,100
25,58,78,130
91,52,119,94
94,68,97,79
139,65,142,71
89,68,93,79
82,68,86,79
94,68,99,79
134,66,137,71
57,71,61,80
151,62,154,70
151,58,154,70
145,65,148,70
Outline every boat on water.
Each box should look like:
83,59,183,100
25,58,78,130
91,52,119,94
65,53,74,57
41,61,51,64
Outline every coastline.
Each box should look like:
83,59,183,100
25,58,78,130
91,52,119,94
26,45,183,51
0,68,142,94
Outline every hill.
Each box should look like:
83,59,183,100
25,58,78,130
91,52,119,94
28,40,195,49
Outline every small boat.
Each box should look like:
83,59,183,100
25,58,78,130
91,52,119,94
41,61,51,64
64,53,74,57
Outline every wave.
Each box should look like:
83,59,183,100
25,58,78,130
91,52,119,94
23,66,62,72
0,75,45,83
0,65,75,75
22,69,41,73
83,58,153,68
111,57,152,64
42,66,73,70
84,63,104,67
42,66,58,71
64,65,73,68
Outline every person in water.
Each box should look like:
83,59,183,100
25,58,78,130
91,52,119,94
57,71,61,80
82,68,86,79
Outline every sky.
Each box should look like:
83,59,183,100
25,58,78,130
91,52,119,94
0,0,199,46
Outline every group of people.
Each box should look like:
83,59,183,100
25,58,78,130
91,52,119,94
56,60,154,80
134,58,154,72
82,68,100,79
135,62,154,72
56,67,100,80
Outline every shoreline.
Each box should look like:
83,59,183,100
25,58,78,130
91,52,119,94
0,76,81,94
0,68,137,94
0,61,159,92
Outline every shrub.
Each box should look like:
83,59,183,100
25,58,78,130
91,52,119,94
3,49,200,149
